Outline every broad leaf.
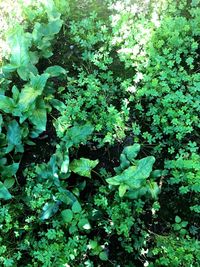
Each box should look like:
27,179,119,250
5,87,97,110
44,65,66,77
29,98,47,132
64,124,94,148
6,120,22,153
122,144,141,162
40,201,60,220
0,95,15,113
107,156,155,189
0,182,12,200
70,158,99,178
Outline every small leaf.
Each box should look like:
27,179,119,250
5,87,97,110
175,216,181,223
0,182,12,200
61,209,73,223
99,251,108,261
119,184,128,197
72,201,82,213
78,218,91,230
70,158,99,178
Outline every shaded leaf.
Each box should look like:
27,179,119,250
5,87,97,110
0,182,12,200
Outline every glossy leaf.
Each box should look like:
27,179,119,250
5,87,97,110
40,201,60,220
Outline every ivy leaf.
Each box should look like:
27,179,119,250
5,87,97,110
64,124,94,148
0,96,15,114
107,156,155,189
0,182,12,200
122,143,141,162
44,65,66,77
40,201,60,220
70,158,99,178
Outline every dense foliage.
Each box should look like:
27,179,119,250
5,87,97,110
0,0,200,266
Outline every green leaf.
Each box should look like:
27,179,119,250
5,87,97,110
64,124,94,148
107,156,155,189
29,98,47,132
70,158,99,178
61,209,73,223
7,26,30,67
18,86,41,111
44,65,66,77
29,73,49,91
40,201,60,220
72,201,82,213
4,178,15,189
122,144,141,162
175,216,181,223
61,154,69,173
1,163,19,178
0,182,12,200
147,181,160,199
0,96,15,113
99,251,108,261
6,120,22,152
119,184,129,197
78,218,91,230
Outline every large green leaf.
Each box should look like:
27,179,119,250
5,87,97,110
0,182,12,200
18,74,49,111
64,124,94,148
0,96,15,113
1,162,19,178
18,86,41,111
6,120,22,153
107,156,155,189
70,158,99,178
29,98,47,132
7,26,30,67
44,65,66,77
